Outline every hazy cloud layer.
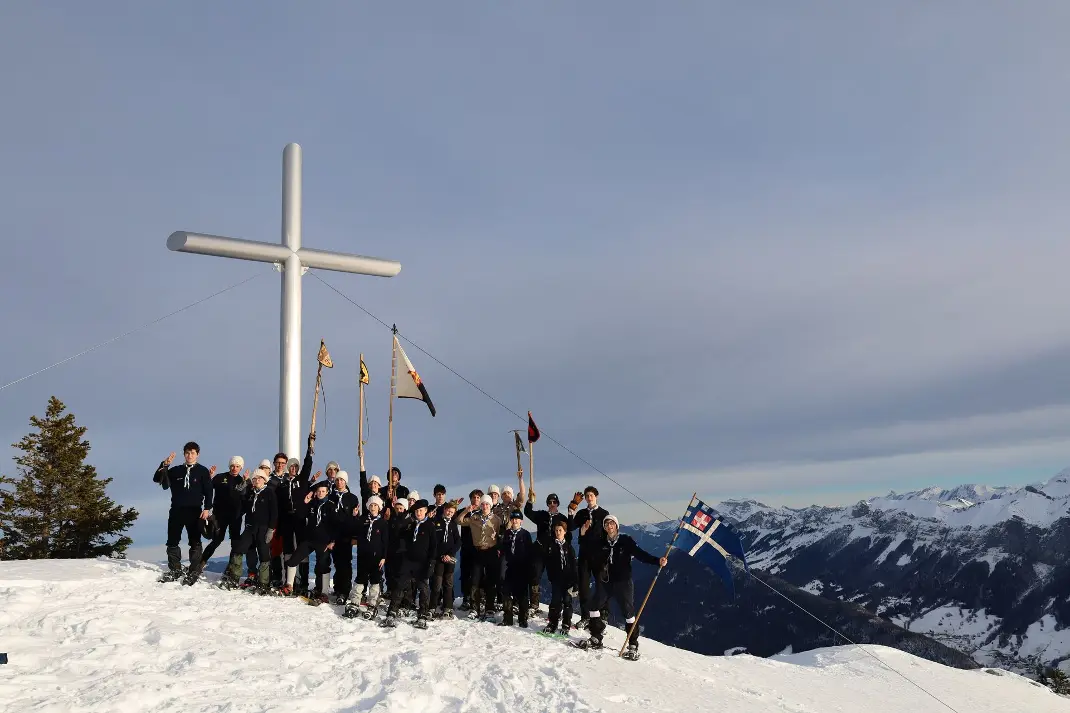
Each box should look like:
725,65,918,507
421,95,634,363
4,4,1070,550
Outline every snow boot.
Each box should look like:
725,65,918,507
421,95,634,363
622,642,640,661
542,622,558,634
159,547,184,582
459,597,472,611
183,563,204,586
412,615,429,630
570,636,603,650
576,617,590,630
529,584,540,613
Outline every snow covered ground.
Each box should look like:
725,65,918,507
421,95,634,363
0,559,1065,713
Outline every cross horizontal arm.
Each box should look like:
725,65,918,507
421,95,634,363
168,232,291,263
167,232,402,277
297,246,401,277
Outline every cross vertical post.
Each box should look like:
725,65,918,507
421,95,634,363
280,143,303,457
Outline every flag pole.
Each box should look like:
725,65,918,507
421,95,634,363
619,492,697,658
388,328,397,504
358,352,365,463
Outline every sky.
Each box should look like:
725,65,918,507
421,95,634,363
4,3,1070,559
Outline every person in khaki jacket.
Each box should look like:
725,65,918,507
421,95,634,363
462,494,503,620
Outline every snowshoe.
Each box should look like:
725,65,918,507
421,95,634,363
278,585,294,597
442,609,455,620
362,604,379,621
342,602,362,619
412,617,429,630
621,645,641,661
158,569,184,584
182,566,204,586
334,595,348,605
575,617,590,630
239,576,258,590
380,615,398,628
569,637,603,651
217,576,239,591
542,623,558,634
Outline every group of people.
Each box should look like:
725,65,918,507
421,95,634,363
152,435,667,655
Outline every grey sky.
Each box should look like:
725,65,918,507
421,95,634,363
4,3,1070,556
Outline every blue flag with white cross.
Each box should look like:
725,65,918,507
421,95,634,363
673,499,748,599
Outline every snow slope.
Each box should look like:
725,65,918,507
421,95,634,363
0,559,1064,713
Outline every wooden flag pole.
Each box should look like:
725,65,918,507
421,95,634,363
308,339,332,454
358,352,365,461
388,328,397,504
528,440,534,497
619,492,697,658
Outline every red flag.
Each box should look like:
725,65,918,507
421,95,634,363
527,411,540,444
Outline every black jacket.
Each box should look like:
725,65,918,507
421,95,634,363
431,515,461,560
327,490,361,537
153,461,214,509
588,534,660,583
544,538,578,587
277,476,309,518
354,512,389,561
210,473,245,521
499,527,533,581
301,495,339,546
401,517,436,568
524,503,572,545
387,513,409,556
239,484,278,529
570,505,609,559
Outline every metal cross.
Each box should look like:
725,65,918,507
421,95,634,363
166,143,401,457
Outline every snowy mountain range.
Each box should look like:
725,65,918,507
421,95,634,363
0,559,1063,713
626,470,1070,676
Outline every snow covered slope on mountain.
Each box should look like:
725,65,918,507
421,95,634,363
0,559,1063,713
673,470,1070,674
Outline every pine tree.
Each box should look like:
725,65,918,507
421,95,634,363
1048,668,1070,695
0,396,138,560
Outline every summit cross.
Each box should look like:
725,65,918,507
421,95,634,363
166,143,401,457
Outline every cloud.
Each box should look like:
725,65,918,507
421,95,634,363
5,4,1070,550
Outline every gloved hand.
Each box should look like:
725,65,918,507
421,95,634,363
265,529,275,544
570,492,583,508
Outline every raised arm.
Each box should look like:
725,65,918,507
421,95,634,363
299,435,315,485
153,452,176,489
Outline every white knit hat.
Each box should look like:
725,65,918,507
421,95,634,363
335,470,349,483
251,467,269,481
488,484,500,494
408,490,420,501
395,500,408,512
326,461,340,472
367,496,384,509
502,486,514,497
286,457,300,469
604,514,619,528
229,456,244,468
480,494,493,505
259,459,271,470
369,475,382,486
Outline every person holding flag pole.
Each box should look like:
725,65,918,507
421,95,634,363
571,507,672,659
594,493,747,661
